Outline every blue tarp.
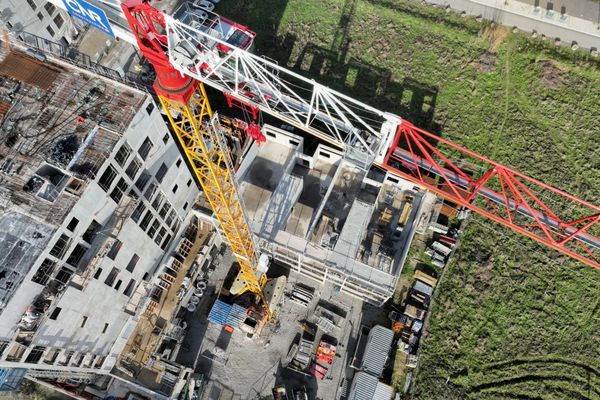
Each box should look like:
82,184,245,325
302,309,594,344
208,300,231,326
227,304,247,327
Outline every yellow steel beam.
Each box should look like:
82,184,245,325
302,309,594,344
158,83,270,316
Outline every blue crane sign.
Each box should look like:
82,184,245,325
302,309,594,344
62,0,115,37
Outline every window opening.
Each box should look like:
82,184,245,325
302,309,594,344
126,254,139,272
82,220,101,243
104,267,119,286
66,244,87,268
98,164,117,191
49,307,61,320
114,142,132,167
32,259,56,285
49,234,70,258
66,217,79,231
110,178,128,203
138,137,153,160
123,279,136,296
107,240,122,260
155,163,168,183
125,157,142,179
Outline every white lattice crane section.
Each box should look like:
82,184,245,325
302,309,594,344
163,6,400,168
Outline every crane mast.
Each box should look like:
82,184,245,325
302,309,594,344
122,1,270,315
119,0,598,271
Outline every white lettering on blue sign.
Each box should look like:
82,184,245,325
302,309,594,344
62,0,114,37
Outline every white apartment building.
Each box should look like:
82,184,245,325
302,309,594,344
0,42,200,382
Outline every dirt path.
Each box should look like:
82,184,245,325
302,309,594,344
491,38,514,160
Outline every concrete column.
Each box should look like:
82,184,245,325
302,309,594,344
18,344,35,363
0,340,16,361
296,254,302,274
82,353,94,368
40,347,54,364
69,351,82,367
52,348,65,365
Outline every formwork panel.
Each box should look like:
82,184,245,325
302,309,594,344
0,52,62,90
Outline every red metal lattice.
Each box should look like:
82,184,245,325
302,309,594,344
383,120,600,270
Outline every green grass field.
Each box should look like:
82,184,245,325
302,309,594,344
224,0,600,398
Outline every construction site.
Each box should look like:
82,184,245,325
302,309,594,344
0,0,598,400
0,19,430,400
238,125,425,304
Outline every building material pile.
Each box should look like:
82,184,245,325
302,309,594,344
288,283,314,307
315,339,337,365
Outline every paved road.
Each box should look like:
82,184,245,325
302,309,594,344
424,0,600,50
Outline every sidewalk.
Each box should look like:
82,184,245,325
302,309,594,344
425,0,600,50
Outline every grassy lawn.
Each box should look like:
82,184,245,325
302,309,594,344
222,0,600,398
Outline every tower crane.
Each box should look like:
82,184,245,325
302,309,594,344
120,0,599,272
55,0,600,318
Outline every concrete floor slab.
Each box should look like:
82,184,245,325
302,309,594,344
244,142,295,192
241,182,272,230
258,174,303,240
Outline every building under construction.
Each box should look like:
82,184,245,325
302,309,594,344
237,126,423,304
0,33,423,396
0,43,221,396
0,0,430,395
1,0,599,397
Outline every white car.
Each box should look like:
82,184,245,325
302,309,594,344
193,0,215,11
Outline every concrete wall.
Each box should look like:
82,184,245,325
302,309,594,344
237,128,417,305
32,98,198,355
0,0,77,44
426,0,600,50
